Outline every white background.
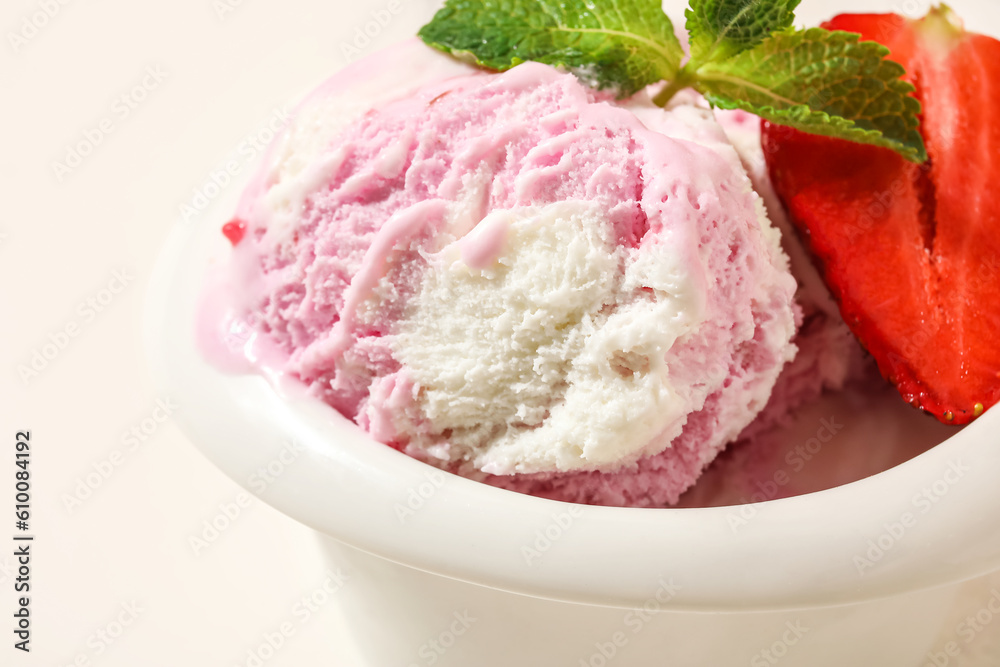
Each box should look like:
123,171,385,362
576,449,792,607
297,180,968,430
2,0,1000,665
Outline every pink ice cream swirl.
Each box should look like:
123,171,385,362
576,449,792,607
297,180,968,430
213,40,799,507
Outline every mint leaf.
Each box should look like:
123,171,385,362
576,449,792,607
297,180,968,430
693,28,927,162
417,0,926,163
686,0,801,64
418,0,684,97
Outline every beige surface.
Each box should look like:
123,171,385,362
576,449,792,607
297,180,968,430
2,0,444,663
3,0,1000,665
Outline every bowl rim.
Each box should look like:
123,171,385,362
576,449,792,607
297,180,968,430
146,185,1000,611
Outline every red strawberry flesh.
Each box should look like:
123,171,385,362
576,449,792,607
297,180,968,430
762,7,1000,424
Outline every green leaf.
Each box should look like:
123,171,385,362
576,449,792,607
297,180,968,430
685,0,801,64
693,28,927,162
418,0,684,98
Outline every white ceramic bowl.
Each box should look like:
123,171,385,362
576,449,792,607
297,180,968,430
146,147,1000,667
145,2,1000,661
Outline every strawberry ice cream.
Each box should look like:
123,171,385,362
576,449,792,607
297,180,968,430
205,40,805,506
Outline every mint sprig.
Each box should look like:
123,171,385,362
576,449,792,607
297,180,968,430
693,28,926,162
418,0,928,163
686,0,801,64
418,0,685,97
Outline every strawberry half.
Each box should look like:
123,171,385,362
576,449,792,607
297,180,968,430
762,6,1000,425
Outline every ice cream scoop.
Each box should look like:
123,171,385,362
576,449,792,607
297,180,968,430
203,40,799,506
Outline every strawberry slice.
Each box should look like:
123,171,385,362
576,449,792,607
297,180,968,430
762,7,1000,424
